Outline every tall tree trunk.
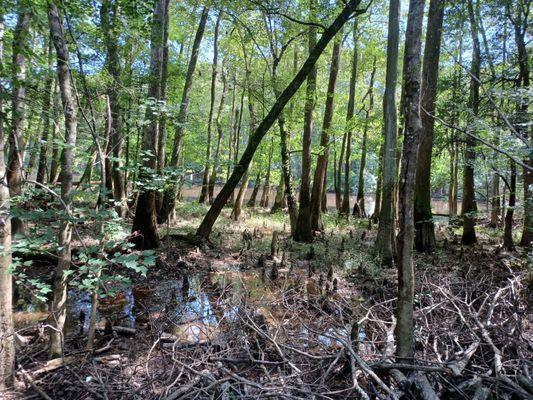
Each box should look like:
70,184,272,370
355,57,377,218
36,39,54,184
7,10,32,236
48,3,78,357
247,173,262,208
340,21,358,217
209,64,227,202
371,142,384,221
504,162,516,250
413,0,445,252
196,0,364,239
448,141,458,217
159,7,209,221
395,0,425,361
294,0,318,242
200,12,221,204
101,0,126,216
461,0,480,245
310,35,342,232
260,138,274,207
0,17,15,390
130,0,167,249
375,0,400,266
49,84,61,185
103,95,114,201
271,173,286,213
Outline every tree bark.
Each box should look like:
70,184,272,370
200,12,221,204
130,0,167,249
461,0,480,245
247,173,262,208
339,21,358,216
7,10,31,236
0,17,15,390
355,57,377,218
395,0,425,361
209,64,227,202
503,161,516,250
413,0,445,252
49,84,61,185
159,7,209,222
196,0,365,239
36,38,54,184
294,0,318,242
260,138,274,207
48,3,78,357
375,0,400,266
101,0,126,216
310,35,342,232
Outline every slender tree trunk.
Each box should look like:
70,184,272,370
103,95,114,201
209,64,227,202
196,0,364,239
48,3,78,357
159,7,209,221
49,84,61,185
260,138,274,207
294,0,318,242
504,162,516,250
375,0,400,266
371,142,384,221
0,18,15,389
448,142,458,217
7,11,31,236
414,0,444,252
200,12,221,204
341,21,358,217
355,57,377,218
101,0,126,216
271,173,286,212
461,0,480,245
130,0,166,249
395,0,425,361
36,39,54,184
310,35,342,232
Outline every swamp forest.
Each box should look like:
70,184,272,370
0,0,531,398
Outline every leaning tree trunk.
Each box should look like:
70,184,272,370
0,17,15,389
200,12,221,204
310,35,342,232
196,0,365,239
413,0,444,252
395,0,425,362
209,64,227,202
375,0,400,266
160,7,209,221
48,3,79,358
7,11,31,236
130,0,167,249
294,0,318,242
461,0,480,245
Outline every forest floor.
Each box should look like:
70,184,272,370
5,201,533,400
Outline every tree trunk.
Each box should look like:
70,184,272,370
413,0,444,252
200,12,221,204
371,142,384,221
260,138,274,207
49,84,61,185
294,0,318,242
48,3,78,358
36,39,54,184
160,7,209,221
209,64,227,202
461,0,480,245
196,0,364,239
130,0,167,249
340,21,358,217
490,172,500,227
448,141,458,217
375,0,400,266
271,173,287,213
247,173,262,208
0,17,15,389
310,35,342,232
101,0,126,217
504,162,516,250
395,0,425,361
7,10,31,236
355,57,377,218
